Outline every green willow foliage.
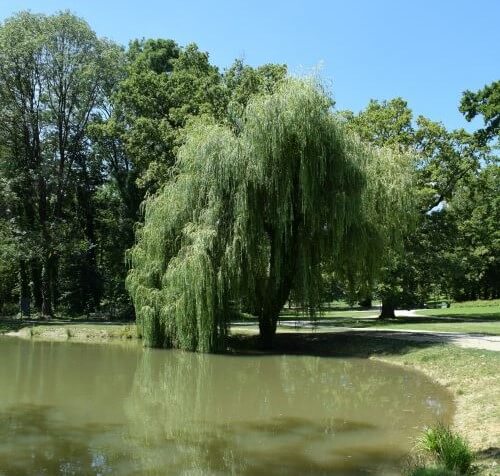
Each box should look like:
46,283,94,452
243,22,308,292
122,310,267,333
126,79,413,351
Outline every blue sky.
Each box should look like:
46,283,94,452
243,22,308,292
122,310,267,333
1,0,498,131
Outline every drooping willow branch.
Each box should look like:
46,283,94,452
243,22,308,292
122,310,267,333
126,79,414,351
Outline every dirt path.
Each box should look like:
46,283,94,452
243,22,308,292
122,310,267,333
395,309,419,317
373,310,500,350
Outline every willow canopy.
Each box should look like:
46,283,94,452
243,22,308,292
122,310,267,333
126,79,413,351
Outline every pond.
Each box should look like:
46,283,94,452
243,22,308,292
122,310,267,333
0,337,452,475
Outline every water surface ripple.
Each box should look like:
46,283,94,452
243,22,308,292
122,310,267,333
0,337,452,475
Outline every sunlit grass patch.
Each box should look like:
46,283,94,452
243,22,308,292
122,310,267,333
417,304,500,320
408,467,456,476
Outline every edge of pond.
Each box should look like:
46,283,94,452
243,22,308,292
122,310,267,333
2,323,498,473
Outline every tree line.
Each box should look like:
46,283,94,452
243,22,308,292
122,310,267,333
0,11,498,326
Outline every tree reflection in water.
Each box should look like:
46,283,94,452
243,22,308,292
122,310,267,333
0,338,452,475
124,349,452,475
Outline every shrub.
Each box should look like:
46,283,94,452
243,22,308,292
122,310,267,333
420,425,474,474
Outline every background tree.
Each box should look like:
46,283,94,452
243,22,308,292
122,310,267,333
0,12,293,319
104,39,226,194
460,80,499,146
223,59,287,129
445,164,499,299
344,95,494,316
1,9,495,327
0,190,17,314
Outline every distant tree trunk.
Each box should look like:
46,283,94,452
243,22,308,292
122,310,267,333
379,300,395,319
359,296,372,308
77,170,102,311
30,259,43,311
37,169,54,319
48,254,58,311
41,260,53,318
19,260,30,318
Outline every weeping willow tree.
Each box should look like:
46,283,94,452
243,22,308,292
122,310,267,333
126,79,414,351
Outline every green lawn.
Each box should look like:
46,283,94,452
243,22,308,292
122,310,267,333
276,319,500,335
417,306,500,319
3,300,499,338
408,301,500,334
443,298,500,308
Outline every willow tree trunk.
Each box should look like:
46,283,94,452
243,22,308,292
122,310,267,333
257,228,297,349
258,313,278,349
257,282,294,347
379,300,395,319
258,294,289,349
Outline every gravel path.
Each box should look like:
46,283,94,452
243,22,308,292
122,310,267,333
337,329,500,352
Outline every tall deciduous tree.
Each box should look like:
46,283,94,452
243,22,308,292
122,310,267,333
344,98,486,316
105,39,226,193
126,79,413,351
0,11,122,316
446,164,499,299
223,59,287,128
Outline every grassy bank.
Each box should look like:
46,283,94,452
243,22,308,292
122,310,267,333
0,319,137,342
0,320,23,334
379,346,499,475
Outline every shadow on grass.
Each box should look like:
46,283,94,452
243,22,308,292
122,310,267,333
475,446,500,462
227,332,441,359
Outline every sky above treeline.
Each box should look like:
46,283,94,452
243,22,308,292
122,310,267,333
1,0,498,132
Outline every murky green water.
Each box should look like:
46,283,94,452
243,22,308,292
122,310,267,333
0,337,452,475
